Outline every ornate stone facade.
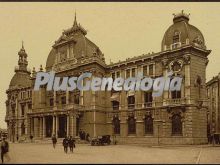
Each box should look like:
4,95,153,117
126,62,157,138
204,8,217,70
5,11,211,144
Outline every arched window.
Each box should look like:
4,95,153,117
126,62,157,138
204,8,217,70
128,116,136,134
172,114,182,135
113,117,120,135
145,116,153,134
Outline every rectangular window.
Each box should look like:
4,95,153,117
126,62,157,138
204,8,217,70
28,90,32,98
23,91,26,99
112,101,119,110
74,94,80,104
128,96,135,109
143,66,148,76
61,96,66,105
116,71,120,78
144,92,153,107
171,91,181,99
126,69,130,78
131,68,136,77
50,98,54,106
173,34,180,43
21,104,25,116
112,73,115,80
28,104,32,110
149,64,154,76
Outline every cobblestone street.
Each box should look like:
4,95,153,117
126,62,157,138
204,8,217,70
3,142,220,164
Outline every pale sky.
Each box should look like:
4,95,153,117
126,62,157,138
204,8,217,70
0,2,220,128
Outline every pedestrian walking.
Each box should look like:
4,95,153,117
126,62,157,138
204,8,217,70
51,134,57,149
62,136,69,154
0,137,10,163
68,136,75,153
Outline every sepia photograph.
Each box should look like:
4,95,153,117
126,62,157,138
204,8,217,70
0,1,220,164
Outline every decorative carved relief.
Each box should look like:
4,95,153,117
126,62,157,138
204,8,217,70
183,54,191,65
162,58,169,69
167,107,185,121
169,60,183,73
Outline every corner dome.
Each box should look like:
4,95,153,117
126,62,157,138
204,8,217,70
46,14,105,71
46,48,56,70
9,72,31,89
161,11,206,51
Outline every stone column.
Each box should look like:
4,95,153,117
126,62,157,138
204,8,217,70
42,117,45,138
184,61,191,103
69,115,73,136
66,90,69,105
67,115,69,136
26,116,31,138
69,114,76,137
56,115,59,137
52,116,56,136
53,91,57,110
136,65,142,109
162,59,169,106
33,118,38,137
39,117,42,138
93,111,96,137
31,117,34,136
72,115,77,137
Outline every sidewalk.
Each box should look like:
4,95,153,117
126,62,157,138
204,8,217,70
126,143,220,148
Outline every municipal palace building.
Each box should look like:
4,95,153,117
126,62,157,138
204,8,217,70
5,11,212,144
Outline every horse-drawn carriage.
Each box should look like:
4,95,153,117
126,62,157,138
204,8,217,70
91,135,111,146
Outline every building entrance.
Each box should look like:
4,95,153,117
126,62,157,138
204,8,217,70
45,116,53,137
58,115,67,138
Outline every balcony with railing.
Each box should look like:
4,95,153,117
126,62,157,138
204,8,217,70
144,102,152,108
128,104,135,110
112,105,119,111
163,98,187,106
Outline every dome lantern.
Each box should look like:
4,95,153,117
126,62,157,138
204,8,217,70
9,42,31,90
161,11,206,51
173,10,190,23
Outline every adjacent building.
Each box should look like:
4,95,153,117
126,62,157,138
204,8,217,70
206,74,220,136
5,11,211,144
